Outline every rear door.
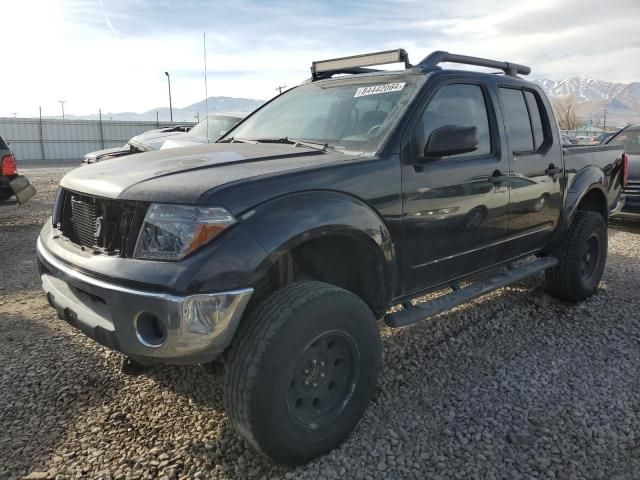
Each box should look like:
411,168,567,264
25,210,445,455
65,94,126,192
498,87,562,251
402,80,510,294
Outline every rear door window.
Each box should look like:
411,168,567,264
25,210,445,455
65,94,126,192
524,91,546,150
499,88,534,152
0,136,8,150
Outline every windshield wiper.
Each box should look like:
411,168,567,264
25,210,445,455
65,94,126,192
253,137,332,152
218,137,256,144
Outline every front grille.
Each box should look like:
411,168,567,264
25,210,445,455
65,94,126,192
70,195,99,247
57,189,148,257
623,181,640,197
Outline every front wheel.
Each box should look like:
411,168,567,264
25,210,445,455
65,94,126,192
223,281,382,465
545,211,607,301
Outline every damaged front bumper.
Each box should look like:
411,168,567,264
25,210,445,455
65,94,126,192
37,238,253,365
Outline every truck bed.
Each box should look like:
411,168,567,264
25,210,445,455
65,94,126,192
562,144,625,214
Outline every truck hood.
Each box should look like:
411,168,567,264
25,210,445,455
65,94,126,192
60,143,354,204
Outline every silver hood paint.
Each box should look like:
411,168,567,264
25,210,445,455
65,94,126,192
160,137,208,150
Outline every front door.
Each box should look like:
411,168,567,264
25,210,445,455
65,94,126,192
402,82,510,295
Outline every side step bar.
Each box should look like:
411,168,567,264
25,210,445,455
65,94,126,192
385,257,558,328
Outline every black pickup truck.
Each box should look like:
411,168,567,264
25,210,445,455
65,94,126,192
37,50,626,465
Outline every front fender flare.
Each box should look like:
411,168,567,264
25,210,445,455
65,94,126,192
240,191,396,306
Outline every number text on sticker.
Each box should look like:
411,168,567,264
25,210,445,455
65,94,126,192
354,83,406,98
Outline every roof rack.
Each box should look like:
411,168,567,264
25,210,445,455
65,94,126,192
417,51,531,77
311,49,411,81
308,49,530,82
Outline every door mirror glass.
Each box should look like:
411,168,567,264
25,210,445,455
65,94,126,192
423,125,478,159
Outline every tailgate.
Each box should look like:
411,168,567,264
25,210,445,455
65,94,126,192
9,175,36,204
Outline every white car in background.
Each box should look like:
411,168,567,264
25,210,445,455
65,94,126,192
82,114,245,164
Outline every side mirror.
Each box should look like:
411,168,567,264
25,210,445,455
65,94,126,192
423,125,478,159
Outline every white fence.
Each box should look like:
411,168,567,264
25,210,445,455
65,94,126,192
0,117,193,161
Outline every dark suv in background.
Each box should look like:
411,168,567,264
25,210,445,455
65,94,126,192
0,134,35,204
607,124,640,216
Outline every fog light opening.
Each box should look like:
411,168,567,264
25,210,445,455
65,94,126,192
135,313,166,348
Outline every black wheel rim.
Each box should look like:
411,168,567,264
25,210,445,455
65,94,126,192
287,330,360,428
580,233,601,284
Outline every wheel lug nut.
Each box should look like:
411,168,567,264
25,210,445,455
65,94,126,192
304,380,309,386
312,359,317,365
320,361,325,366
303,369,309,374
320,373,325,378
313,382,317,388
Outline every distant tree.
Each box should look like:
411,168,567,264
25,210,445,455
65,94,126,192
552,95,584,131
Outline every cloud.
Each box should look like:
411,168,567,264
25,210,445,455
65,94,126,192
1,0,639,117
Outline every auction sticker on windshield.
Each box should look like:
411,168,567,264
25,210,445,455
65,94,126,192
354,82,405,98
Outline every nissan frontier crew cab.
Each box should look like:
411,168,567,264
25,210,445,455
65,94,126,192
37,50,627,465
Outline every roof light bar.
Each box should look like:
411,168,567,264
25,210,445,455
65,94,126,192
311,49,410,80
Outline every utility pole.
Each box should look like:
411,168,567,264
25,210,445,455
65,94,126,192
11,113,17,118
58,100,66,119
38,106,45,160
275,85,286,95
603,106,607,132
164,72,173,122
203,32,210,143
99,108,105,149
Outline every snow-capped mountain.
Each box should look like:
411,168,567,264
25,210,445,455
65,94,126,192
532,77,640,126
533,77,627,102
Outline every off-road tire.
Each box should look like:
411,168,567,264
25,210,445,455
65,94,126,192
545,211,607,301
223,281,382,465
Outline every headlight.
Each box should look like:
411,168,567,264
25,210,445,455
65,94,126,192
134,204,236,261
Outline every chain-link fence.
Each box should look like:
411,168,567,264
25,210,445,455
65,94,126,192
0,117,194,161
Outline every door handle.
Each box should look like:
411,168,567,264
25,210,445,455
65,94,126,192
489,173,507,183
545,166,562,176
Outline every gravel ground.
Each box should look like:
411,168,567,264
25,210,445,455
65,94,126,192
2,163,640,480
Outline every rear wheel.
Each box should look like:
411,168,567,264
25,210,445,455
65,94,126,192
223,281,382,465
545,211,607,301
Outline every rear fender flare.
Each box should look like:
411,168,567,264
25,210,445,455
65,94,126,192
563,166,608,227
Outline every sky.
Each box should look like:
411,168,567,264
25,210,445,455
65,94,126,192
1,0,639,117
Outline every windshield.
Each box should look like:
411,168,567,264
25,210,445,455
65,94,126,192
226,75,424,154
190,115,242,141
607,127,640,155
